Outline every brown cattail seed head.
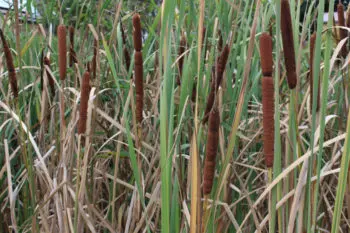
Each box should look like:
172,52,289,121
262,77,274,168
280,0,297,89
177,34,187,84
0,29,18,98
78,71,91,135
218,30,223,52
135,51,144,124
43,57,55,96
259,33,273,76
133,14,142,52
69,26,77,67
203,45,230,124
337,3,348,58
203,107,220,195
57,25,67,80
92,39,98,79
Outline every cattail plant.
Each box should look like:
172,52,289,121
92,39,98,80
0,29,18,98
177,34,187,85
57,25,67,81
133,13,144,124
218,30,223,53
203,106,220,195
309,33,320,112
121,22,131,72
259,33,274,168
78,71,91,135
203,45,230,123
43,56,55,96
281,0,297,89
337,3,348,58
69,26,77,67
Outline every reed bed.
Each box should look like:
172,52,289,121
1,1,350,233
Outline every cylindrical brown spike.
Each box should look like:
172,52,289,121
337,3,348,58
69,26,76,67
124,47,131,71
57,25,67,80
203,107,220,195
259,33,273,76
280,0,297,89
133,14,142,52
218,30,223,53
0,29,18,98
309,33,320,112
262,76,274,168
177,34,187,85
203,45,230,123
78,71,91,135
135,51,144,124
92,39,98,79
43,57,55,96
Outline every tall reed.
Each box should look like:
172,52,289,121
337,3,347,58
78,71,91,135
203,106,220,195
203,45,230,123
133,14,144,124
280,0,297,89
0,29,18,98
57,25,67,81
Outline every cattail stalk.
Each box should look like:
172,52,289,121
69,26,77,67
133,14,144,124
203,107,220,195
57,25,67,80
78,72,90,135
337,3,348,58
203,45,230,123
0,29,18,98
281,0,297,89
309,33,320,112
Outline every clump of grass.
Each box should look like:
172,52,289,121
280,0,297,89
78,71,91,135
133,13,144,124
203,45,230,123
0,29,18,98
309,33,320,112
203,106,220,195
337,3,347,58
57,25,67,80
